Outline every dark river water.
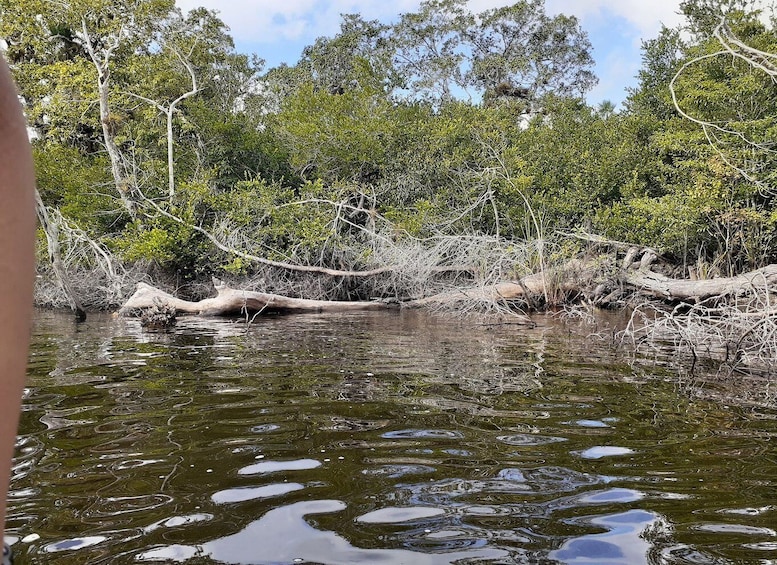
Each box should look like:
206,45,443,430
6,309,777,564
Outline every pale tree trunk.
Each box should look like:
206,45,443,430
164,51,199,202
120,281,396,316
35,190,86,321
625,264,777,301
166,107,175,200
128,46,200,202
81,19,134,217
97,74,133,214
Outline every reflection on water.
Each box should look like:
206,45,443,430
551,509,661,564
6,309,777,564
575,446,635,459
238,458,322,475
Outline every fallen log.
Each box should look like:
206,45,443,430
119,270,576,319
119,281,397,317
406,265,583,308
625,264,777,301
118,258,777,320
409,261,777,308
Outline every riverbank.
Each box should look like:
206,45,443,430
33,232,777,386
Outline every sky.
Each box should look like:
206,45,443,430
174,0,687,107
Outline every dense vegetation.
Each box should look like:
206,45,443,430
1,0,776,308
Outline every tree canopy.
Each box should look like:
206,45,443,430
3,0,777,307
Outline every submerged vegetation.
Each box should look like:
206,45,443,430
2,0,777,369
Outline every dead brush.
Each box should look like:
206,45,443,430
620,280,777,375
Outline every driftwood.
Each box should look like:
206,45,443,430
563,237,777,305
118,254,777,320
406,265,583,308
119,263,584,319
118,279,552,319
409,262,777,308
119,281,396,317
625,264,777,301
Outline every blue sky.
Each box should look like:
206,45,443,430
175,0,686,107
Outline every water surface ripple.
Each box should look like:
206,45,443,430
7,309,777,564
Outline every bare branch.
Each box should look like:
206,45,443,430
669,15,777,194
137,193,394,277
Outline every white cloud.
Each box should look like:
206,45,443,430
456,0,684,41
176,1,687,47
546,0,683,39
176,0,420,44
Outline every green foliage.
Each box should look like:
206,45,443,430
596,195,708,255
626,26,685,118
191,110,294,191
11,0,777,293
391,0,596,105
221,178,345,263
117,226,178,263
392,0,471,102
469,2,597,99
275,81,396,184
613,5,777,268
222,256,247,275
384,200,435,236
102,178,217,280
33,144,124,233
299,14,398,94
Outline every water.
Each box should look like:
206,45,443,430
6,309,777,564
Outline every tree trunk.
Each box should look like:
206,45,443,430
81,18,134,217
35,190,86,321
625,264,777,301
118,257,777,320
165,50,200,202
119,281,397,317
97,74,134,216
166,108,175,201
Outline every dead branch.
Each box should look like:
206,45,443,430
625,264,777,301
35,202,139,311
119,280,397,316
35,189,86,321
138,194,394,277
